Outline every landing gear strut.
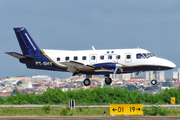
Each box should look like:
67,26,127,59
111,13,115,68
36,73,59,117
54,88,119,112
151,79,157,85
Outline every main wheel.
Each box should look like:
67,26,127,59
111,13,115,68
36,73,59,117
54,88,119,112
151,79,157,85
83,79,91,86
105,77,112,85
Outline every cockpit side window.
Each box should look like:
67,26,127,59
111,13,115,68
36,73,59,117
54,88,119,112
143,53,150,58
136,54,144,59
137,53,155,59
149,53,155,57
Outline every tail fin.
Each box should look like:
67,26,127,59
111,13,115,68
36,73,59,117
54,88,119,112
13,27,43,56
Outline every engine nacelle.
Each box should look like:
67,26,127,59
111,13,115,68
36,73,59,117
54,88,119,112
94,63,116,70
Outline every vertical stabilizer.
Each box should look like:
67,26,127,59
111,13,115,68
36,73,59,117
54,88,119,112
13,27,43,56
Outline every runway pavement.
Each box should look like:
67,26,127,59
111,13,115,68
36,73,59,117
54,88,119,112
0,116,180,120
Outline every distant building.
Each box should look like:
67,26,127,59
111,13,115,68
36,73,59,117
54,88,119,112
173,71,178,79
146,71,164,82
173,68,180,81
32,75,51,82
122,73,131,80
110,73,131,80
110,74,121,80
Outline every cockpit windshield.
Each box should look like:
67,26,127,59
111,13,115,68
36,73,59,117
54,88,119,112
136,53,155,59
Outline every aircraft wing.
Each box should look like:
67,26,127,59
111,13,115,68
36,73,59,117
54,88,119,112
60,61,95,73
5,52,33,59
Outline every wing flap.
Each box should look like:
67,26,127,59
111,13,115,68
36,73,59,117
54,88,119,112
5,52,33,59
60,61,95,72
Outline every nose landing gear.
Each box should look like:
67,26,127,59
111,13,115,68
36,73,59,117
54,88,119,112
151,79,157,85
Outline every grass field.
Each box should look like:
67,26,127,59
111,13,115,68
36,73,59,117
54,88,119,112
0,106,179,116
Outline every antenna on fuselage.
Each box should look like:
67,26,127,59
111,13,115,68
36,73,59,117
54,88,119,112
92,46,96,50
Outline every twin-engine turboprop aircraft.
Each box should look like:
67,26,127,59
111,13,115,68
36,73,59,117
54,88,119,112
6,27,176,86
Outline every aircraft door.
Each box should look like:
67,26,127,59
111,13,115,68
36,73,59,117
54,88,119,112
90,54,97,64
125,53,132,63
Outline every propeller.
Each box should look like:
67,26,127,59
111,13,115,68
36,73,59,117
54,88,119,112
113,64,123,75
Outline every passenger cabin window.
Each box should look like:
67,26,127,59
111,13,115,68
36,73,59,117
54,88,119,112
91,56,96,60
57,57,60,61
126,55,131,59
65,57,69,61
82,56,86,60
108,55,112,59
116,55,120,59
100,55,104,60
74,56,78,61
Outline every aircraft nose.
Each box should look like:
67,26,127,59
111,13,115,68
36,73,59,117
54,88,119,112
160,58,176,69
168,61,176,69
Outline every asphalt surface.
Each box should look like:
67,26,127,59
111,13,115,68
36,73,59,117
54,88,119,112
0,116,180,120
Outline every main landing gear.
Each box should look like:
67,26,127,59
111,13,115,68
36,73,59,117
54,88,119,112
83,74,113,86
83,75,92,86
104,75,112,85
83,78,91,86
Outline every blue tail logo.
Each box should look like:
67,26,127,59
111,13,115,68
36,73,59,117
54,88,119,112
14,27,43,56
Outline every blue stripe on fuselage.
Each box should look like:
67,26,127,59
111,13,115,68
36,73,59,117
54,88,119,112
20,52,67,72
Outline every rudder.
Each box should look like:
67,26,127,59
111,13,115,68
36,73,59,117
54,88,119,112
13,27,43,56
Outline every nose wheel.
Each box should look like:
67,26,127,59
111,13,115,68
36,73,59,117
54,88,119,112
105,77,112,85
151,79,157,85
83,78,91,86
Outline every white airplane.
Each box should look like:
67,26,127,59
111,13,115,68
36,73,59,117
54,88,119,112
6,27,176,86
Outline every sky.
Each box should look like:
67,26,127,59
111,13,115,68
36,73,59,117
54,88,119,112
1,0,180,79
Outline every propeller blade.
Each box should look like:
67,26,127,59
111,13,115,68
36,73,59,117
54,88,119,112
120,68,123,73
114,67,118,75
113,64,123,75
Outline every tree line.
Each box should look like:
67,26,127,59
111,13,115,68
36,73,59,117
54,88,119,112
0,86,179,104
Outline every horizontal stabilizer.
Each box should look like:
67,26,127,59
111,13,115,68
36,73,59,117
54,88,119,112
5,52,33,59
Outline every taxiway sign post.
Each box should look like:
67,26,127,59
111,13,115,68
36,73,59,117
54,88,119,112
69,100,75,110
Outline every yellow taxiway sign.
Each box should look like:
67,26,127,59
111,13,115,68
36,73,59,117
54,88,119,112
171,97,175,104
110,104,143,115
